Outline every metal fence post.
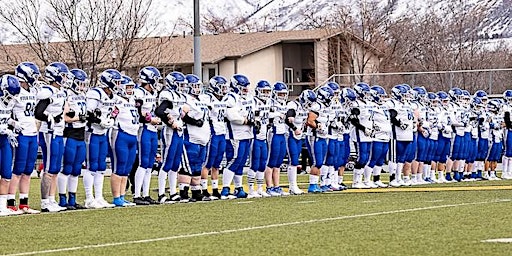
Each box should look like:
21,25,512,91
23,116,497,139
488,71,493,95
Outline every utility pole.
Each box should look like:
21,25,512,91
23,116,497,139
193,0,201,79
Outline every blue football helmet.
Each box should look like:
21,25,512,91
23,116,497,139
117,75,136,97
69,68,89,93
427,92,439,107
448,87,463,101
230,74,250,96
412,86,427,100
15,62,40,86
326,82,341,97
391,84,408,101
487,100,500,113
471,97,484,110
139,66,162,91
255,80,272,100
185,74,202,95
273,82,288,103
0,74,21,97
208,75,228,97
99,69,122,90
317,86,334,104
437,91,450,106
298,89,317,109
503,90,512,103
164,71,186,91
341,87,357,102
353,82,370,99
45,62,70,86
370,85,386,103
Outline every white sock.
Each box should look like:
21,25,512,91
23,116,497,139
0,195,7,209
83,170,95,200
142,168,152,197
327,166,335,186
168,171,178,195
256,171,265,190
438,171,444,178
338,175,344,184
331,173,339,187
363,166,372,182
388,162,397,176
200,179,208,190
158,171,167,195
233,175,243,188
57,173,69,194
309,174,319,185
411,173,417,181
68,175,79,193
134,167,146,198
503,156,509,173
93,172,104,199
287,166,297,187
424,165,431,178
397,163,404,180
222,169,235,188
373,166,382,176
212,179,218,189
320,166,328,186
507,158,512,174
247,169,256,192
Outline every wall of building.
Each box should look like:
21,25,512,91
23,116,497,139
235,44,283,90
314,40,329,86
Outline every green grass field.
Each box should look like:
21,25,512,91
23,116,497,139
2,173,512,256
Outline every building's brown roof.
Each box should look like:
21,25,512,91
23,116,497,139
0,29,381,72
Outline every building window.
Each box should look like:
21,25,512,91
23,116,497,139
208,68,216,79
284,68,293,84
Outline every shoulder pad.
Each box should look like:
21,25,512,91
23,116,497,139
86,88,102,101
36,86,53,100
133,87,145,99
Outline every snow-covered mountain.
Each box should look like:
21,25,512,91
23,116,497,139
1,0,511,43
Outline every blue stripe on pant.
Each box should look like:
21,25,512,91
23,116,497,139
184,140,207,176
161,127,184,173
87,133,109,172
13,134,38,176
0,135,13,179
325,138,338,167
138,127,159,169
226,139,252,175
63,137,86,176
251,139,268,172
39,132,64,175
306,136,327,168
477,138,489,161
268,133,286,168
112,129,138,176
355,141,371,168
286,132,302,167
206,134,227,169
368,141,389,168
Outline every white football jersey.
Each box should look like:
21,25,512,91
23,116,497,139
451,103,468,136
478,111,490,140
114,96,139,136
328,99,343,139
286,100,308,140
307,102,330,139
350,99,375,143
184,94,211,146
0,97,14,133
37,84,66,136
224,92,254,140
66,90,87,129
158,89,186,135
86,88,118,135
426,106,439,141
437,106,453,139
385,99,413,141
12,87,37,136
373,103,392,142
203,93,227,136
490,112,504,143
269,99,287,135
134,87,158,132
253,97,270,141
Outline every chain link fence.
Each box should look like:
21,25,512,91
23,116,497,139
322,68,512,95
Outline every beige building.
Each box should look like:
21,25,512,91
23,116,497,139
0,29,382,95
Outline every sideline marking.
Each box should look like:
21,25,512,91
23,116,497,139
482,238,512,243
297,200,316,204
236,201,254,204
362,200,380,203
4,200,500,256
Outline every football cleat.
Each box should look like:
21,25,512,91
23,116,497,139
307,184,322,193
133,197,150,205
257,189,271,197
112,198,125,207
73,203,86,210
143,196,159,205
247,191,262,198
167,193,182,204
234,187,248,198
374,180,388,188
267,187,281,196
320,185,333,192
363,181,379,188
18,205,40,214
50,201,67,211
41,201,63,213
211,189,221,200
352,182,371,189
85,199,104,209
389,180,401,187
220,187,237,200
289,186,305,195
274,187,290,196
97,198,115,208
402,180,412,186
6,206,24,215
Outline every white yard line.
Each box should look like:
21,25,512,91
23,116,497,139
3,200,500,256
482,238,512,243
297,200,316,204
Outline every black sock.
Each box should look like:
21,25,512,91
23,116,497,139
390,174,396,181
7,199,15,207
20,198,28,205
373,175,380,182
